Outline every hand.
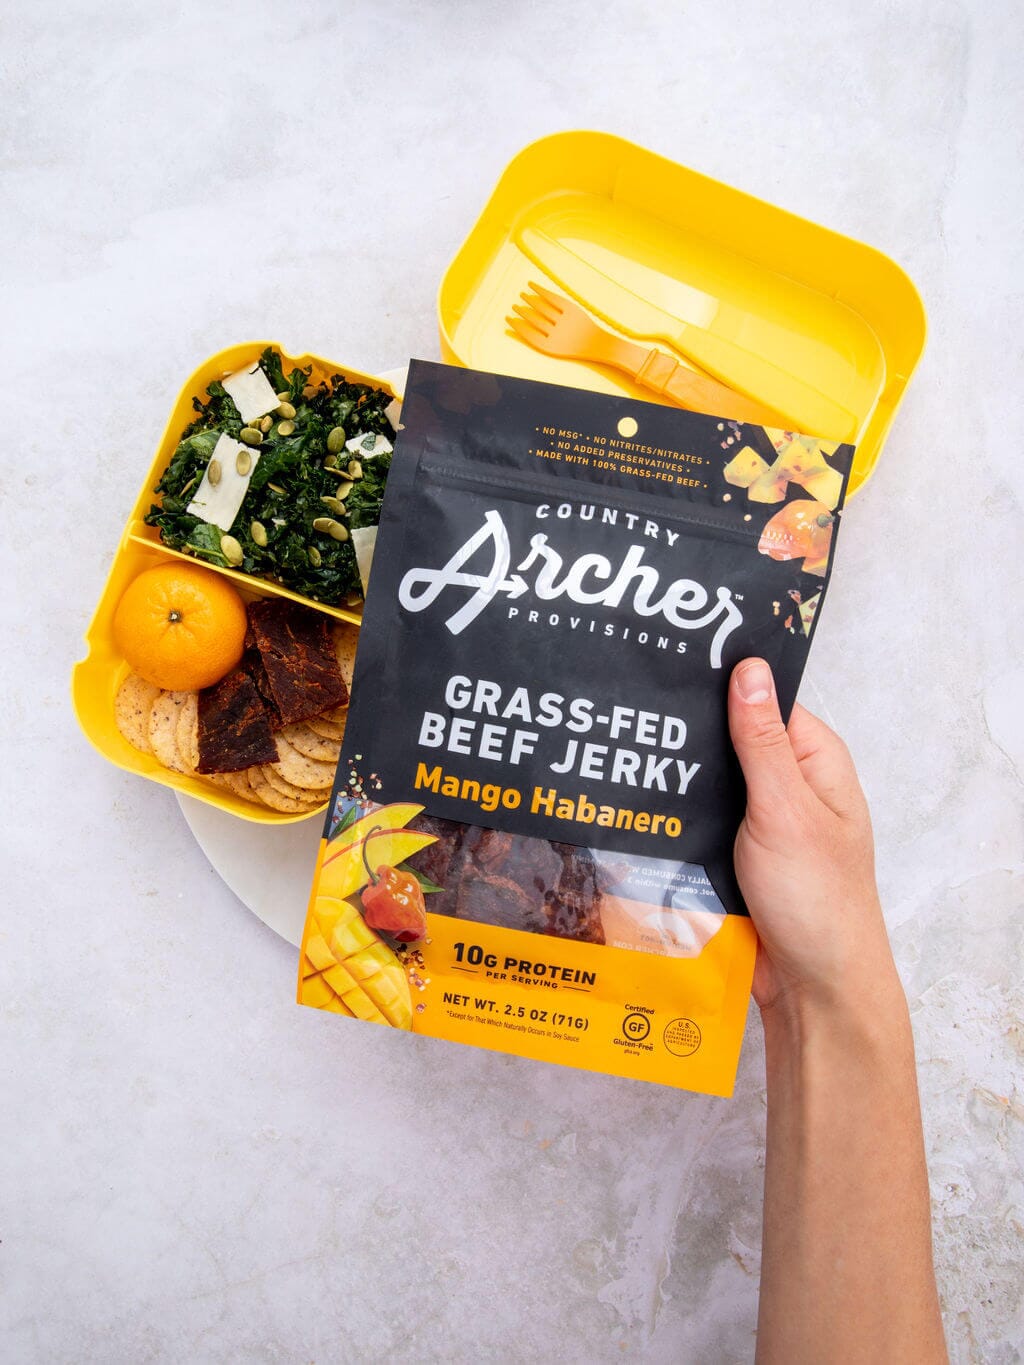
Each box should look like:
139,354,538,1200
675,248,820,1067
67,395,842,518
731,663,947,1364
727,658,901,1021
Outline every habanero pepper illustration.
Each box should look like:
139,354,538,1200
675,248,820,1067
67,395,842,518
315,804,436,903
359,826,429,943
298,802,438,1028
757,498,834,576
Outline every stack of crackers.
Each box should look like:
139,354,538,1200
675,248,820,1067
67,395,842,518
115,603,356,815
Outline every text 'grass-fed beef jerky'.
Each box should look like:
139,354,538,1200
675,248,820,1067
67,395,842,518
299,361,852,1097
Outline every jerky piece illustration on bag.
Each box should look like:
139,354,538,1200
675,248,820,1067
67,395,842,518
299,361,852,1097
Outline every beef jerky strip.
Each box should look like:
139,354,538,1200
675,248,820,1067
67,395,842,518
546,843,606,944
543,883,606,944
455,870,550,936
407,817,605,944
242,642,282,729
472,831,562,897
463,827,514,873
406,813,469,913
452,833,604,943
248,599,348,726
196,669,279,773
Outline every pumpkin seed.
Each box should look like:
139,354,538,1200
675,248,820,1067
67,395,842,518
267,482,286,495
327,427,347,454
208,458,222,486
333,479,354,499
320,495,346,516
181,475,197,497
240,427,263,446
277,419,296,436
260,414,273,433
275,390,290,402
312,517,334,533
323,453,339,469
235,449,251,476
347,459,363,479
328,520,349,542
220,535,244,566
250,520,268,547
275,400,296,419
308,546,322,567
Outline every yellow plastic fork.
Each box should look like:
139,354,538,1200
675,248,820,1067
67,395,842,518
508,282,788,428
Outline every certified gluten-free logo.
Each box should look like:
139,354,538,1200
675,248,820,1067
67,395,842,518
621,1011,651,1042
663,1017,702,1057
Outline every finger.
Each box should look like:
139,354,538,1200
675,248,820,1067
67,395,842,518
728,659,804,813
787,703,866,819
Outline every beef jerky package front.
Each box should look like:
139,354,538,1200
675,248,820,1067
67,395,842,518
298,361,852,1096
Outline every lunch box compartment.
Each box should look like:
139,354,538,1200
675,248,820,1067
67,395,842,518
72,344,398,824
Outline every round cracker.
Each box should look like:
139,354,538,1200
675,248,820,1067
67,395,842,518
175,693,199,773
319,703,349,726
114,674,161,754
306,714,346,742
279,722,340,763
248,768,324,814
203,772,244,800
148,691,190,773
212,767,262,804
261,764,319,800
331,623,359,689
273,735,338,790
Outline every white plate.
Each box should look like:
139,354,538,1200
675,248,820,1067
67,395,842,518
175,365,407,947
176,797,321,946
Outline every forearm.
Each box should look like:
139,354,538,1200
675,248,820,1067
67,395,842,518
756,972,947,1365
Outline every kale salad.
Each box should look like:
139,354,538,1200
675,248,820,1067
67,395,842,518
145,348,396,604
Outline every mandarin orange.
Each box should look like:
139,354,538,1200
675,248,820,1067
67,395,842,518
112,563,247,690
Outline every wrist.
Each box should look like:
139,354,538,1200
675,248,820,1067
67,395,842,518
760,961,912,1063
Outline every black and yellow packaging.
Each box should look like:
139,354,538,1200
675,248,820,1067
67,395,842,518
298,361,852,1095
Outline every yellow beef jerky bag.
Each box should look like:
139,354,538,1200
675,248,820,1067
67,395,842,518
299,362,851,1095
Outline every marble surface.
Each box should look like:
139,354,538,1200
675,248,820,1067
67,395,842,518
3,1,1022,1360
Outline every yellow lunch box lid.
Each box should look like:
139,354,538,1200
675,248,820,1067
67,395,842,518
438,130,926,495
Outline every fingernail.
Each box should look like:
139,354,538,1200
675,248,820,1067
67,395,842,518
736,660,773,704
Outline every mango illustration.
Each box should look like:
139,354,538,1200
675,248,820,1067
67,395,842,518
723,445,768,489
317,829,437,903
327,802,425,854
298,894,414,1028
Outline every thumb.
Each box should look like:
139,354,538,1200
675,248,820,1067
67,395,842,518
727,659,803,813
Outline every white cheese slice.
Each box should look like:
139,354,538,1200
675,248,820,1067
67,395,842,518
384,397,403,431
351,525,377,595
187,433,259,532
344,432,393,459
221,363,279,424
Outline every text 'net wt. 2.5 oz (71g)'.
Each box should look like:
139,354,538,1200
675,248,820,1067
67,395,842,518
298,361,852,1096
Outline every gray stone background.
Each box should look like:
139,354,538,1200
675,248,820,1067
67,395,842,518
3,1,1021,1360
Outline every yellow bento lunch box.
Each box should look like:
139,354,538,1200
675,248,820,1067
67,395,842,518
72,342,399,824
438,130,926,496
76,135,926,826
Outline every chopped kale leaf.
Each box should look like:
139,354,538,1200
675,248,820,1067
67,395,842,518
145,349,396,604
